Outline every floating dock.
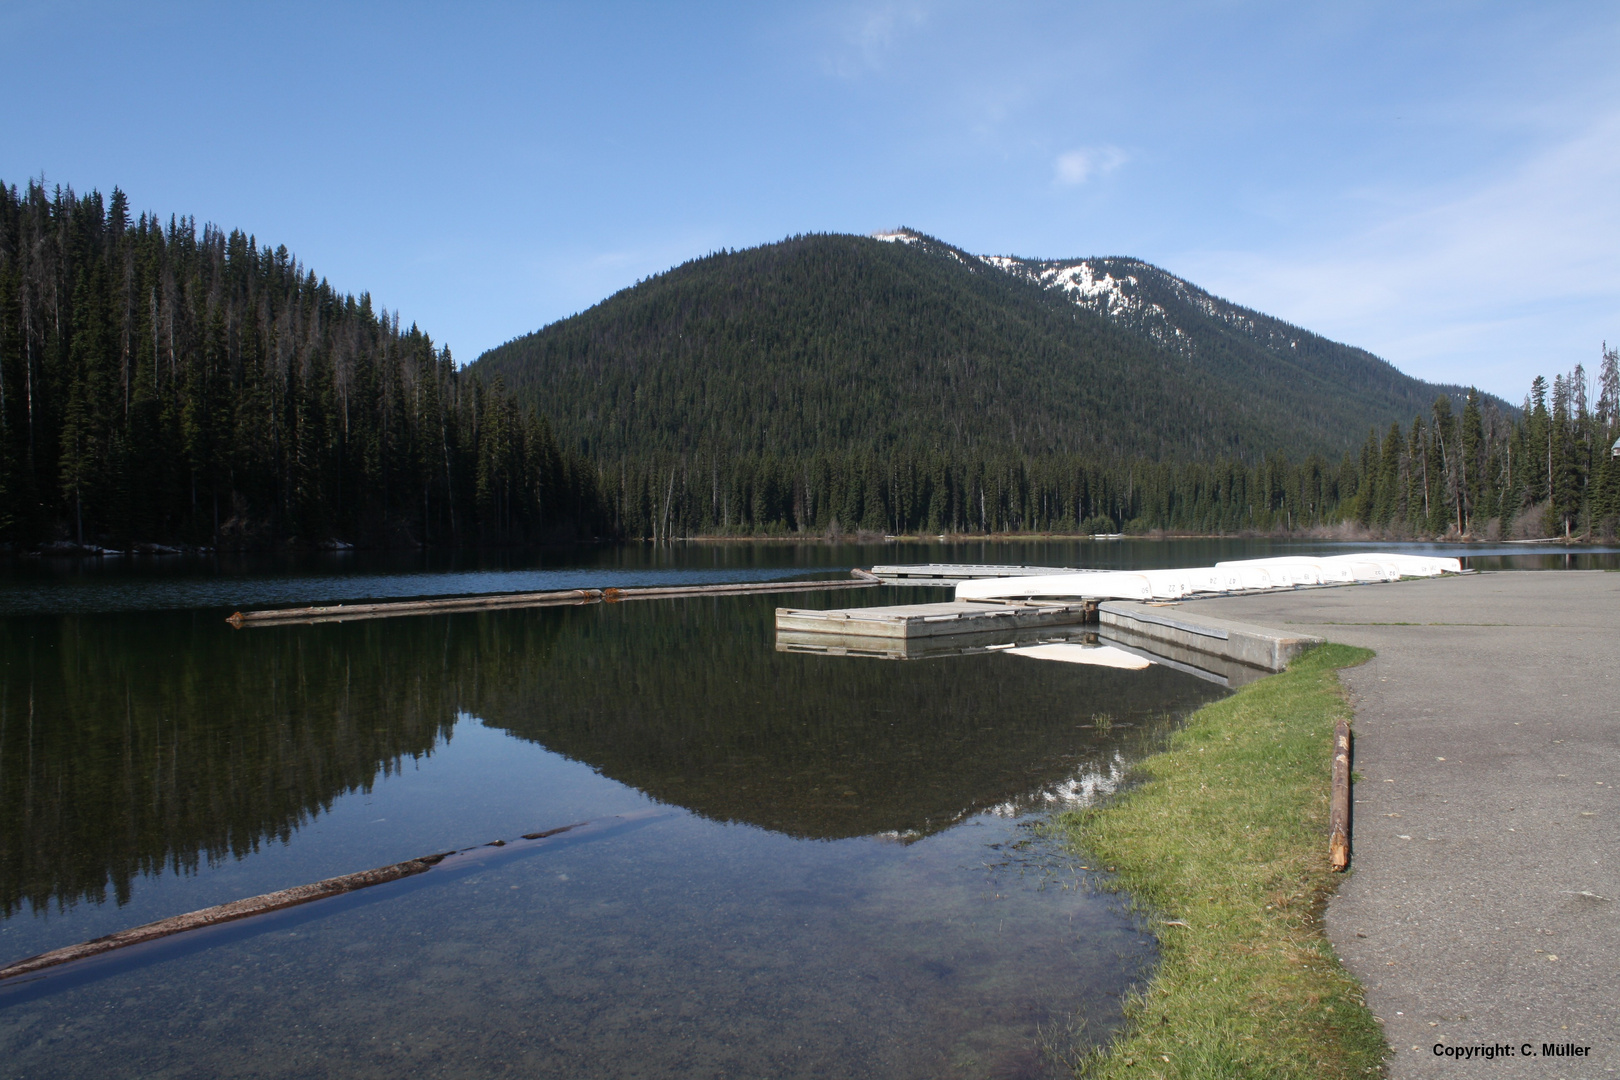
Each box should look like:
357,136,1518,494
774,599,1095,640
778,553,1455,676
776,625,1096,661
868,563,1096,585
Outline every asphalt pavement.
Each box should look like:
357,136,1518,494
1189,571,1617,1078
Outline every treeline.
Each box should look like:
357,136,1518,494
0,179,604,549
1343,361,1619,539
3,181,1614,549
599,374,1620,541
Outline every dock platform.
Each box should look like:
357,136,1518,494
777,625,1096,661
775,600,1095,640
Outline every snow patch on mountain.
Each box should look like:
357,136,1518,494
982,255,1139,314
877,234,1313,363
978,252,1309,362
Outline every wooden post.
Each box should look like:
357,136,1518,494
1329,718,1351,870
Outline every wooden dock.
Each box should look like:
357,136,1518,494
868,563,1100,585
229,574,880,627
777,626,1097,661
774,599,1095,640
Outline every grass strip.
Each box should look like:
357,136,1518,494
1053,642,1387,1079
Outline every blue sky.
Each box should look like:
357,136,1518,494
5,2,1617,400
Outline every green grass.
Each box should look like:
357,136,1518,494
1051,643,1387,1079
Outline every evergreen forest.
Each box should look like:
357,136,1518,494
580,368,1618,540
0,179,604,550
1,181,1615,549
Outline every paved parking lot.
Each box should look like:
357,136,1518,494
1192,571,1618,1078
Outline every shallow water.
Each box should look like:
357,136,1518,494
2,539,1609,1076
0,586,1227,1078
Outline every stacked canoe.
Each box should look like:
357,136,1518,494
954,553,1463,603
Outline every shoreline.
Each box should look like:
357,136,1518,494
1053,643,1386,1078
4,531,1610,559
661,530,1610,545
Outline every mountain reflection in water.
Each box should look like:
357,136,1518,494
472,598,1219,839
0,592,1224,919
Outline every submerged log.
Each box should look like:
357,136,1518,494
0,812,666,984
1329,717,1352,871
227,574,880,627
0,852,451,983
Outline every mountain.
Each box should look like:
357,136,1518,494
474,228,1500,464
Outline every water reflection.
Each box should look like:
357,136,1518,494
471,598,1220,840
0,589,1240,1078
0,596,1224,918
0,612,460,916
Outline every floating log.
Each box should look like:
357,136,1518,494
1329,718,1352,871
228,574,879,627
0,813,666,985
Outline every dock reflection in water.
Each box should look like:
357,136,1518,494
0,592,1226,1078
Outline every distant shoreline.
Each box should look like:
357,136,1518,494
1,529,1609,559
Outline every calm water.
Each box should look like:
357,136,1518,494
0,540,1612,1078
0,575,1230,1079
0,537,1613,616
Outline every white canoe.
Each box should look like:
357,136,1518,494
956,571,1154,602
954,552,1461,602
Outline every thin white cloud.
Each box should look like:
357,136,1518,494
1172,111,1620,396
1053,146,1127,186
821,1,930,78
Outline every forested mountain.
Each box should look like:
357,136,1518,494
970,238,1486,420
0,180,604,550
471,227,1618,542
476,229,1498,463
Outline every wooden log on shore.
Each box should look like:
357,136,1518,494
0,813,667,985
227,574,880,628
1329,717,1352,871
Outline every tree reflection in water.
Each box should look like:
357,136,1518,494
0,594,1224,918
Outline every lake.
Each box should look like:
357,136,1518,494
0,539,1613,1077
